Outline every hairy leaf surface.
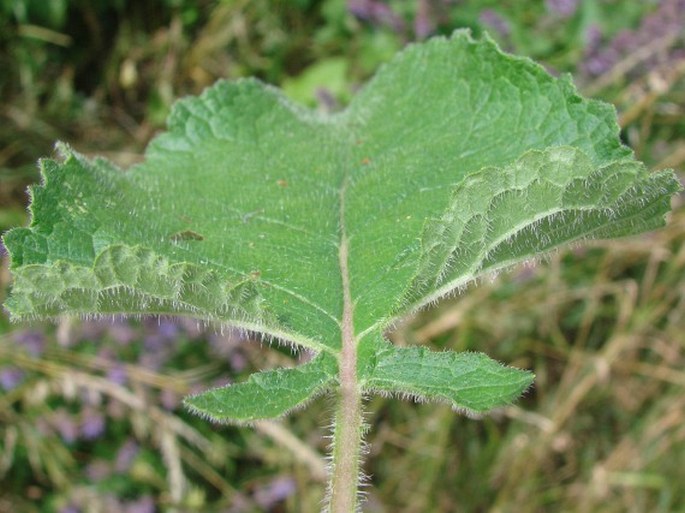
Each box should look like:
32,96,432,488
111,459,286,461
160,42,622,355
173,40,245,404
4,32,680,421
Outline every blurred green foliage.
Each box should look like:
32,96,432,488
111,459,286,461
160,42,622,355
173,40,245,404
1,1,684,512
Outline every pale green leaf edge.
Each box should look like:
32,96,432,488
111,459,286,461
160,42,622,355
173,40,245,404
3,150,333,356
386,146,681,334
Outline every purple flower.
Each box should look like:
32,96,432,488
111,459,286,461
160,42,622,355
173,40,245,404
177,317,204,339
546,0,579,17
160,388,179,411
612,30,637,53
189,382,212,395
156,318,180,340
98,347,117,360
479,10,510,38
513,265,538,285
13,330,45,356
107,364,128,386
143,317,180,344
347,0,405,33
583,54,614,76
415,0,435,39
582,0,685,77
212,377,232,389
254,476,296,509
115,439,140,473
229,351,248,372
0,367,25,390
77,319,109,343
585,24,603,49
210,330,254,367
107,319,138,345
80,408,106,440
52,408,79,443
143,333,165,352
138,352,166,371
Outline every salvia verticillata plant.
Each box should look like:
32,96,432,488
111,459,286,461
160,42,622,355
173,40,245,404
3,32,681,512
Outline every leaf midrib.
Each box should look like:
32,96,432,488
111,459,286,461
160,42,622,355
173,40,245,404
338,174,356,373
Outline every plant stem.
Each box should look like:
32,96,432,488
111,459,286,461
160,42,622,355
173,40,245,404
327,235,364,512
328,376,363,512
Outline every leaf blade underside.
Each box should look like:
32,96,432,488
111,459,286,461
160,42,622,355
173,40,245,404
4,32,681,420
367,346,534,416
185,353,337,422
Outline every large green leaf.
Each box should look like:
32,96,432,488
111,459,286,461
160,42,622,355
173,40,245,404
4,32,680,421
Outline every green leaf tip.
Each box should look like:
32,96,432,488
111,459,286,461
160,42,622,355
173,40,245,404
3,32,681,423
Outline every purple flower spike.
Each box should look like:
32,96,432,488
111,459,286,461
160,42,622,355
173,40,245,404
347,0,405,33
143,333,165,352
583,54,614,76
157,318,180,340
115,439,140,473
160,388,180,411
230,351,248,372
52,409,79,443
138,352,166,371
108,319,138,346
13,330,45,356
208,332,238,358
0,367,25,390
546,0,579,17
254,476,296,509
479,10,510,38
178,317,204,339
80,408,106,440
415,0,435,40
107,364,128,385
582,0,685,78
78,319,109,343
586,24,603,49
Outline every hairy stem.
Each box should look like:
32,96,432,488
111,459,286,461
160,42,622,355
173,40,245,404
328,376,363,512
327,235,364,512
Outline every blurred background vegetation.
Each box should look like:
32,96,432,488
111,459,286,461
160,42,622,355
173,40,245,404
1,1,684,512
